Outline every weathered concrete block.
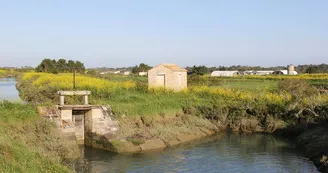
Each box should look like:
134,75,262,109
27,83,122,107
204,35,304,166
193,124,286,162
61,109,72,121
57,91,91,96
91,109,103,118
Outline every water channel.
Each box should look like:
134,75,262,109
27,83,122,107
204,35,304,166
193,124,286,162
0,77,320,173
0,77,22,101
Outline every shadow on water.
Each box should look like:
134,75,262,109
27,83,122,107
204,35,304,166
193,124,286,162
75,133,319,173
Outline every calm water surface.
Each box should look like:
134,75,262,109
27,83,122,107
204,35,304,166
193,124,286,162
0,77,21,101
76,133,319,173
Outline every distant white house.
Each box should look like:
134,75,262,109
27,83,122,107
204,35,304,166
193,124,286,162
211,71,240,77
273,70,298,75
139,72,148,76
99,70,121,75
124,71,130,75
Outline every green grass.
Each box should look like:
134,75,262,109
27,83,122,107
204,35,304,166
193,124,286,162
218,79,277,90
191,76,328,89
90,91,204,116
93,74,148,83
0,101,74,173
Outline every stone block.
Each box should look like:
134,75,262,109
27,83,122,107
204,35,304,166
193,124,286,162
61,109,72,121
92,108,103,118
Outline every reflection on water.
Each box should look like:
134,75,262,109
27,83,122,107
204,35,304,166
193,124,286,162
0,77,22,102
76,133,318,173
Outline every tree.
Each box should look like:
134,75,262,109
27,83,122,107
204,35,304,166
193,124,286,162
190,65,209,75
131,63,152,73
35,58,85,74
305,66,321,74
36,58,56,73
74,61,85,73
56,59,68,72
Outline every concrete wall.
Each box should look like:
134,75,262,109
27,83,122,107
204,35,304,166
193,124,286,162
48,106,120,146
148,65,187,91
61,109,72,122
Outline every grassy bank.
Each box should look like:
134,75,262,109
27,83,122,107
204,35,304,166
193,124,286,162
0,69,16,78
17,73,328,132
0,101,78,173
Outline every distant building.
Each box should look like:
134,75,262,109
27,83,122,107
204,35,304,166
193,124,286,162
138,72,148,76
148,63,187,91
272,65,298,75
254,71,274,75
242,71,254,75
211,71,240,77
287,64,296,75
99,70,120,75
124,71,130,75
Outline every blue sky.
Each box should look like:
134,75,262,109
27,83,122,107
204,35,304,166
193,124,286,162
0,0,327,68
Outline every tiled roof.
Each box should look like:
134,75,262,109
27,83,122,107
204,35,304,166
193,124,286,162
158,64,187,72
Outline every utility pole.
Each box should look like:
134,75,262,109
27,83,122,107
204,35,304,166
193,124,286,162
73,66,76,91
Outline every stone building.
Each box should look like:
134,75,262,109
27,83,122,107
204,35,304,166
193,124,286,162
148,64,187,91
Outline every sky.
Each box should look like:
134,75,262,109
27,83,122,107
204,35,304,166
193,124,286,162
0,0,327,68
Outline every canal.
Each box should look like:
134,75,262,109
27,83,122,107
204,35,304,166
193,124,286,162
75,133,318,173
0,77,320,173
0,77,22,101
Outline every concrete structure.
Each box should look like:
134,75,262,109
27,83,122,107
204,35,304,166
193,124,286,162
148,64,187,91
139,72,148,76
211,71,240,77
123,71,130,75
58,91,90,106
41,91,120,145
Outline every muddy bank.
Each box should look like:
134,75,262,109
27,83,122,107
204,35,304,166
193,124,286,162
85,114,217,152
274,123,328,173
294,127,328,173
84,111,280,153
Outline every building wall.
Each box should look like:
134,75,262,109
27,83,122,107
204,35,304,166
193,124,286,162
148,65,187,91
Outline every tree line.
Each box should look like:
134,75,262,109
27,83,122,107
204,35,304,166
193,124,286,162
131,63,152,73
186,64,328,75
34,59,328,75
36,59,85,74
